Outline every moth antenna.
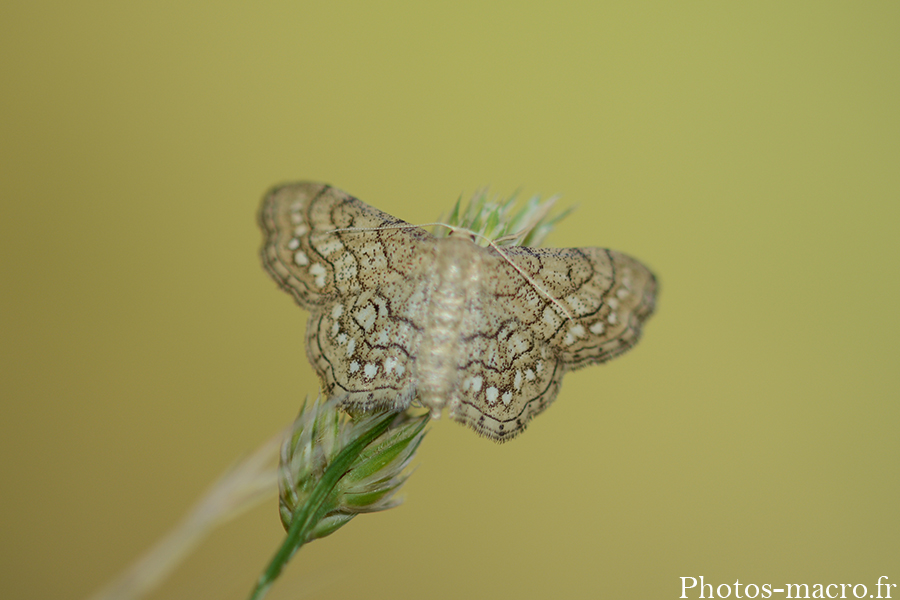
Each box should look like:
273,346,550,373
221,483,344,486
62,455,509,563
330,222,446,234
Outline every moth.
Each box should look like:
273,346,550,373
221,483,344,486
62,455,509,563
259,182,657,441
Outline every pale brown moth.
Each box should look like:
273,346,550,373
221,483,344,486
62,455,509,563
259,182,656,442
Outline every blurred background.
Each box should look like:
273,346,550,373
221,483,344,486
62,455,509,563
2,2,898,599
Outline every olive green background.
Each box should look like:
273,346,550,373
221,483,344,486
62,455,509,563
2,2,898,599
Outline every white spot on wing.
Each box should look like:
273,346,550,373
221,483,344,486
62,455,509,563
287,238,300,250
590,321,605,335
332,304,344,319
309,263,327,287
294,251,308,266
502,391,512,406
486,386,499,405
355,304,377,333
349,360,360,373
364,363,377,379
